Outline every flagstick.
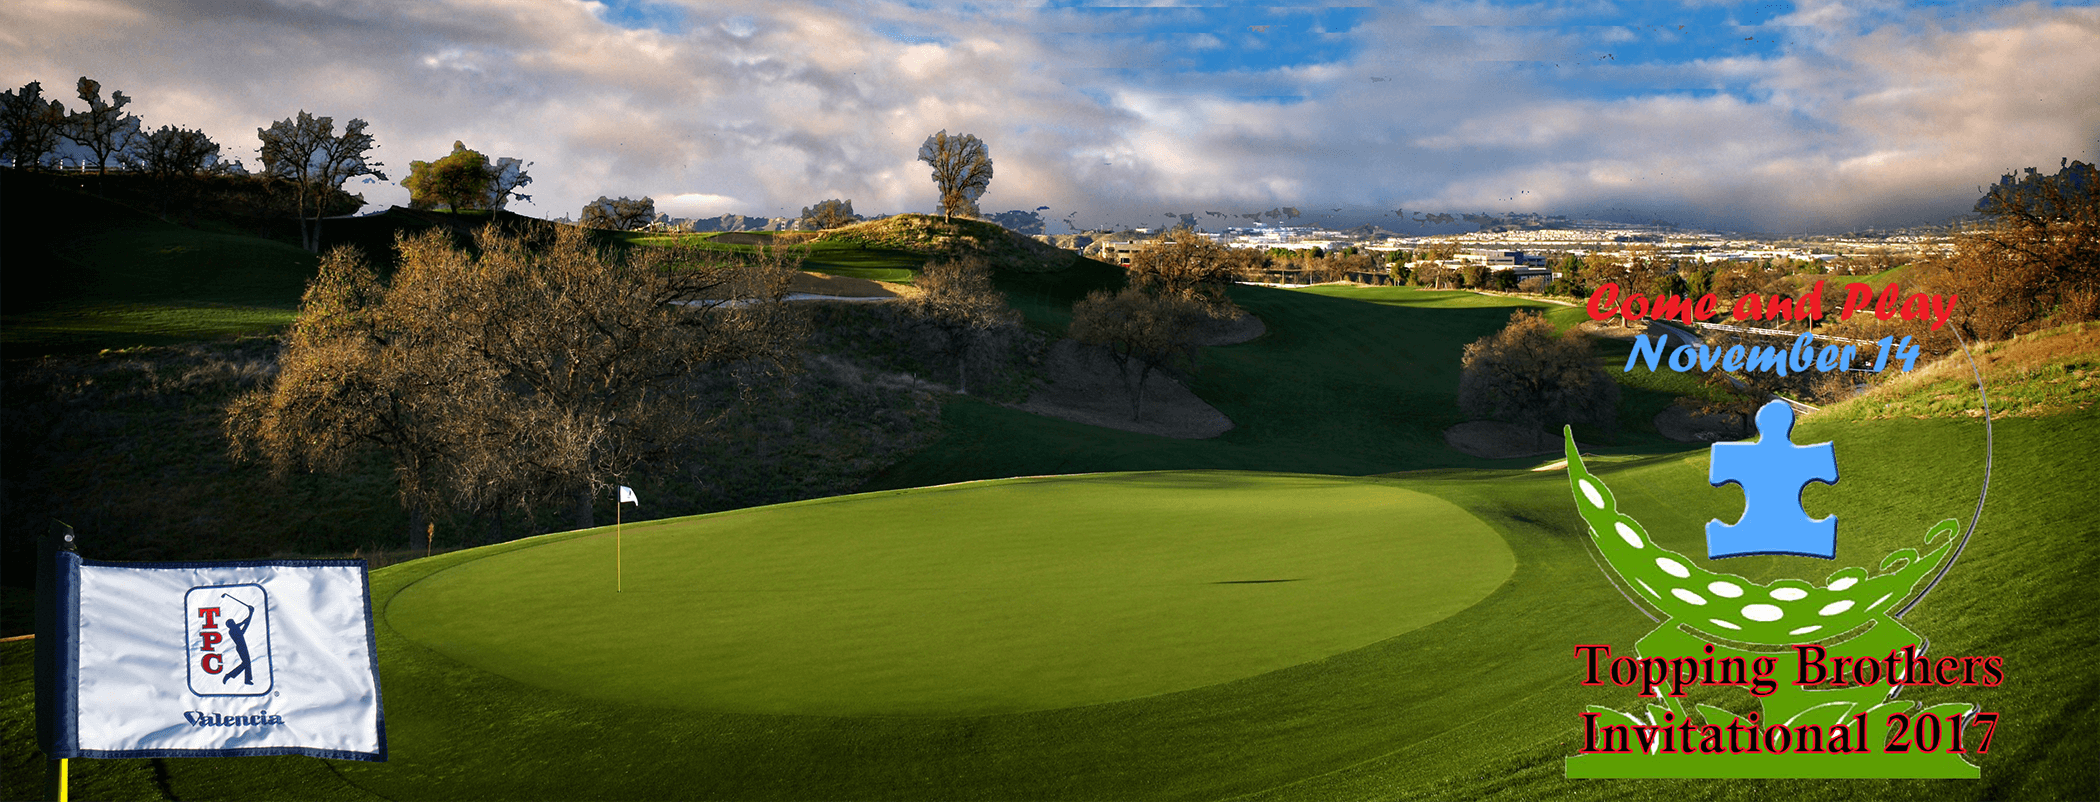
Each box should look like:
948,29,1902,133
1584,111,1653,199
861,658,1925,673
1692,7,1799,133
59,758,68,802
616,498,623,593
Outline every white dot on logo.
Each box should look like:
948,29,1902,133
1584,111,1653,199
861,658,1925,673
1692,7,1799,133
1789,625,1822,635
1827,576,1859,591
1819,600,1855,616
1655,557,1689,578
1670,588,1707,605
1769,587,1808,601
1708,581,1743,598
1579,479,1604,508
1615,521,1643,549
1740,603,1784,622
1708,618,1741,630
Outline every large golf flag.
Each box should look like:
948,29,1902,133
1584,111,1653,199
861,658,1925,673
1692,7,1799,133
39,552,386,760
619,486,639,505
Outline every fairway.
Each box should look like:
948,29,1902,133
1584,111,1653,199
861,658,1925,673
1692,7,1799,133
386,471,1513,716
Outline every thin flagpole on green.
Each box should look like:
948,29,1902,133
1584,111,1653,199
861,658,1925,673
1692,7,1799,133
616,485,638,593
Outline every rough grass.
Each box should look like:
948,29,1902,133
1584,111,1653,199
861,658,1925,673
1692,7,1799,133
1817,321,2100,421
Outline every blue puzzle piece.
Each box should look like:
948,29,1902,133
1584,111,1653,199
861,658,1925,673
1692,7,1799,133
1707,401,1838,559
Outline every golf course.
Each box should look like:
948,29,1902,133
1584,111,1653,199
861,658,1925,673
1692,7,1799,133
3,177,2096,800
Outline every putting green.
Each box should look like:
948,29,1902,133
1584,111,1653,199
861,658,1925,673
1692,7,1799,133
386,471,1513,716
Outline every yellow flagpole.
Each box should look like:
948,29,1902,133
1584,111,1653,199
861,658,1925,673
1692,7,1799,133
616,492,623,593
59,758,68,802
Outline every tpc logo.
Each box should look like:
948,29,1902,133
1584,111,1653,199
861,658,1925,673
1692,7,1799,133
184,584,274,697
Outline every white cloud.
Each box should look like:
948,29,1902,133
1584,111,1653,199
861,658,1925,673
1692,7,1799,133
0,1,2093,232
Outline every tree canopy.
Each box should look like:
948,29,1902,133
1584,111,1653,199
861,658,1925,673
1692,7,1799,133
1456,310,1619,448
903,255,1022,395
1927,158,2100,340
61,77,141,174
403,141,533,212
0,80,67,169
799,198,858,230
131,125,221,181
258,110,385,252
1126,229,1241,304
1069,287,1217,421
582,196,656,230
917,130,993,222
228,224,806,538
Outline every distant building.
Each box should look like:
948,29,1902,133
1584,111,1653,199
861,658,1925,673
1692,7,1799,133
1096,240,1145,265
1458,249,1553,281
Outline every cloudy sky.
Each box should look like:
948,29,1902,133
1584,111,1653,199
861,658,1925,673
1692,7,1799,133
5,0,2097,233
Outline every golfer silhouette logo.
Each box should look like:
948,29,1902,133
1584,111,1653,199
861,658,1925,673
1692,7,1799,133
220,594,257,687
185,584,274,697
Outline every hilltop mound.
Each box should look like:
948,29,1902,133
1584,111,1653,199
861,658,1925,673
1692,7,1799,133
817,214,1084,273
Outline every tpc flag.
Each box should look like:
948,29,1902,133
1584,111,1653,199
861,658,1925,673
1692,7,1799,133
39,553,386,760
619,486,639,505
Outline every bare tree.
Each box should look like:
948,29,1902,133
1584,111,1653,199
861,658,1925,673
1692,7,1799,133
61,77,141,174
258,111,386,252
581,195,656,230
917,130,993,222
903,255,1021,394
230,224,807,540
486,155,532,211
1457,310,1619,449
1068,287,1212,420
1,80,67,169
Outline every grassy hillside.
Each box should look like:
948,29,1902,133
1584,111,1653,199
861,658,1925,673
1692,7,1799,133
0,173,318,356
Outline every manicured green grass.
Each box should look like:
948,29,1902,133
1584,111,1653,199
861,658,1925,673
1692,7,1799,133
385,472,1512,717
9,413,2088,800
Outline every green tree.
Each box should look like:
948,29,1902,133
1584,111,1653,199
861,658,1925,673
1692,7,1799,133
404,141,492,212
917,130,993,222
402,141,533,212
1457,310,1619,449
0,80,67,169
258,111,386,252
